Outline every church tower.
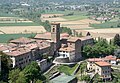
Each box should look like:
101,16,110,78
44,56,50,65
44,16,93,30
51,23,60,51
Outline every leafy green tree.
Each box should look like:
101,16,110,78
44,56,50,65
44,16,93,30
35,80,43,83
83,38,117,58
114,49,120,58
93,74,102,83
81,75,90,82
22,61,41,82
9,69,20,83
43,20,51,32
114,34,120,46
60,27,72,35
80,62,87,78
9,69,27,83
0,81,7,83
83,45,92,58
0,51,12,82
16,72,27,83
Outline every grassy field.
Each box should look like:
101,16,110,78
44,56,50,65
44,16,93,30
0,22,41,26
90,21,120,29
58,64,78,75
43,10,81,14
44,66,59,78
0,34,36,43
0,12,17,17
62,12,88,21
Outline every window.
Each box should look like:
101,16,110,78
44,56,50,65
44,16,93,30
53,28,55,32
63,54,65,57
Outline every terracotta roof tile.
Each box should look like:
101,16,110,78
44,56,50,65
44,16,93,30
95,61,111,67
0,45,9,51
5,47,31,56
105,55,116,60
79,36,93,41
10,37,35,44
35,32,69,40
67,37,80,42
60,33,69,37
88,58,103,62
59,46,75,52
34,32,51,39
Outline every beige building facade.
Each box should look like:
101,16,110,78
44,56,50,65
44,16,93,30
5,47,32,68
87,58,112,80
95,61,111,80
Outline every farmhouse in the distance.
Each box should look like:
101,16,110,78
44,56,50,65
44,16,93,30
0,23,94,70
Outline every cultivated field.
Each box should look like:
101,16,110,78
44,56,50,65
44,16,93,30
41,14,64,18
41,13,100,29
41,12,120,42
76,28,120,41
0,16,46,34
0,26,46,34
90,21,120,29
85,28,120,33
0,17,33,23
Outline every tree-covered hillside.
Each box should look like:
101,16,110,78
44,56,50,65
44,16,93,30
0,0,117,4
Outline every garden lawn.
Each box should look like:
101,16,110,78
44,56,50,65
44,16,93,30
58,64,79,75
44,66,59,78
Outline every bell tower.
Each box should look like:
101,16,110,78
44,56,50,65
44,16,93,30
51,23,60,51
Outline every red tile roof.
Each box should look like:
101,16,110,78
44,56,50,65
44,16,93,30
60,33,69,37
104,55,116,60
36,40,51,49
5,47,31,56
8,43,18,47
59,46,75,52
34,32,51,39
0,45,9,51
88,58,103,62
10,37,35,44
95,61,111,67
35,32,69,40
67,37,80,42
79,36,93,41
25,43,38,50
